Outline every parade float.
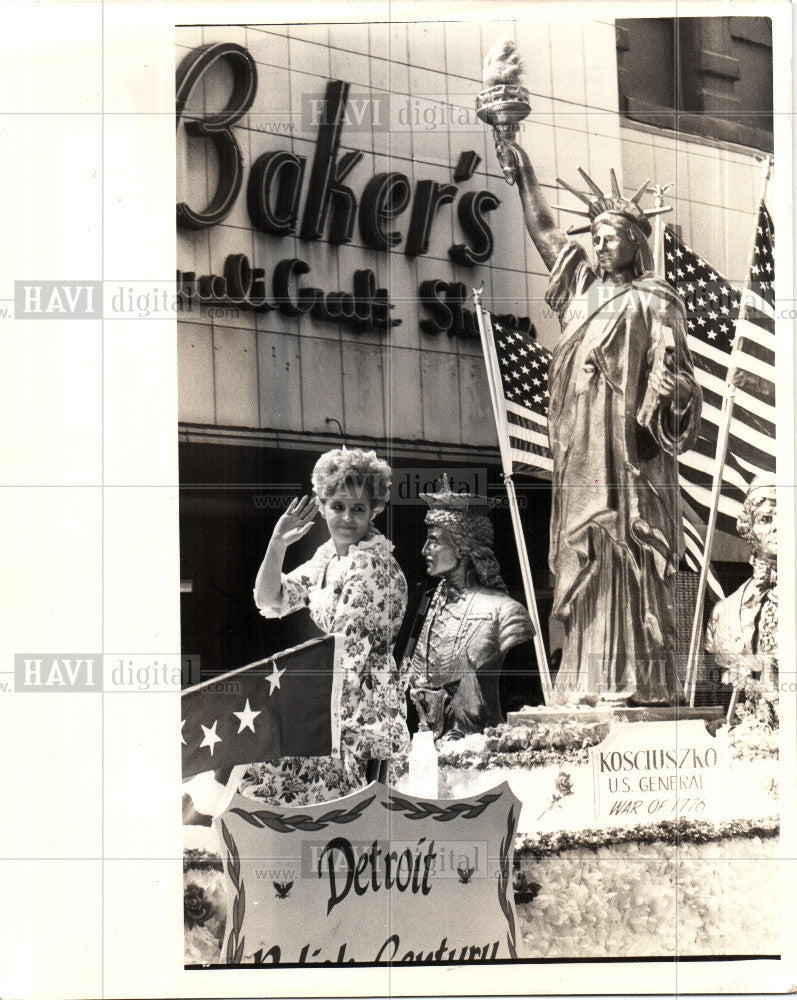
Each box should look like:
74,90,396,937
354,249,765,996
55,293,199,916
182,35,782,970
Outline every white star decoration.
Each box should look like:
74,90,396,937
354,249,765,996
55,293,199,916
267,662,286,693
200,719,222,756
233,698,261,734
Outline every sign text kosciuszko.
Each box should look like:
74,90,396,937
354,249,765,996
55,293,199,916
590,720,728,824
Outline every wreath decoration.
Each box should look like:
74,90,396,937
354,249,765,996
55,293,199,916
229,793,375,833
220,820,246,964
497,804,518,958
381,790,502,821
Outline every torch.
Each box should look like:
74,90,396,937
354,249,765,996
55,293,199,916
476,39,531,185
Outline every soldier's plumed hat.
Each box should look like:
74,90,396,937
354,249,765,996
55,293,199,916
420,476,507,591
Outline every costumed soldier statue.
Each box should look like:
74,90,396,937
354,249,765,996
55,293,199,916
400,478,535,738
704,476,778,698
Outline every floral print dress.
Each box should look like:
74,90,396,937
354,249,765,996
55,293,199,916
241,531,409,805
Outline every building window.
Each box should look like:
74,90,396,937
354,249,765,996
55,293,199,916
616,17,773,152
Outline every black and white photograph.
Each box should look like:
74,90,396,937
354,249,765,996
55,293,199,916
0,1,795,998
176,4,794,983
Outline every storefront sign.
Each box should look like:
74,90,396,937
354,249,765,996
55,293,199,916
176,43,536,338
590,720,729,825
215,781,520,965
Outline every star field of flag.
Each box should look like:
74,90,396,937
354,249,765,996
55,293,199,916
748,202,775,307
181,635,340,781
665,227,741,353
490,318,554,475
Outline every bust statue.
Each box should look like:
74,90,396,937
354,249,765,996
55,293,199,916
402,479,535,738
704,476,778,692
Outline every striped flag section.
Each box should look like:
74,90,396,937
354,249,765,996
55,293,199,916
664,203,775,568
682,508,724,602
182,635,343,825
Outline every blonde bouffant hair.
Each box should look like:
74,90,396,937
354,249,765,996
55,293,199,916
311,448,392,511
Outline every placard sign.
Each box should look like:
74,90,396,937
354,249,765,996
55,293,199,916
590,720,729,825
215,781,520,965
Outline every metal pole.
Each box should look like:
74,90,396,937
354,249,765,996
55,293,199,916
683,386,737,705
683,154,773,706
473,289,553,704
503,473,553,704
725,685,741,726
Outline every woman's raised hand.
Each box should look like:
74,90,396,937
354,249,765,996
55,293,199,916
271,495,318,547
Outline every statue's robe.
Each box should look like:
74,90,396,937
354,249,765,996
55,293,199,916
545,242,702,703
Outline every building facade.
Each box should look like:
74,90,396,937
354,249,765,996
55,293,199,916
176,17,773,688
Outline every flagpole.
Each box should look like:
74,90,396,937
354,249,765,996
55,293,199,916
683,153,773,706
473,288,553,704
649,179,697,694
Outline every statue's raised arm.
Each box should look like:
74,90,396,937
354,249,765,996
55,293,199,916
475,38,567,271
496,140,568,272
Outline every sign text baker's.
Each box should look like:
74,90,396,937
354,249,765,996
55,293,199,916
176,43,535,339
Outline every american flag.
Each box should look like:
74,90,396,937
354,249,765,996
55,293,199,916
664,204,776,555
484,317,553,476
182,635,342,824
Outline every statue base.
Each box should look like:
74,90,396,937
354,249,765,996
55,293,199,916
507,704,726,729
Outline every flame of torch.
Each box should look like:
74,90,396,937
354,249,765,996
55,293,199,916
476,39,531,185
482,38,524,88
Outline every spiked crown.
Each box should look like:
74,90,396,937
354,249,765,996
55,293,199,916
553,168,671,237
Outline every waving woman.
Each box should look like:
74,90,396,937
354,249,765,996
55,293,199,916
245,448,408,804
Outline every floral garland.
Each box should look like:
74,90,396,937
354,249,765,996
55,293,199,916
435,744,593,771
393,713,779,776
184,866,227,965
183,848,223,872
733,677,779,728
726,711,780,760
515,833,781,959
393,721,609,776
515,814,779,857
